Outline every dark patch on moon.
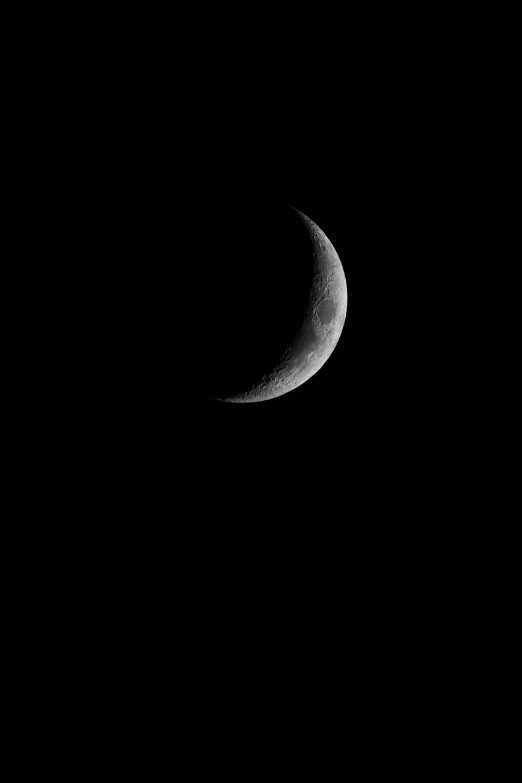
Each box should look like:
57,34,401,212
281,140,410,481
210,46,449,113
317,299,336,325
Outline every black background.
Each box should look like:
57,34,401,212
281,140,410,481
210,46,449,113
12,13,480,745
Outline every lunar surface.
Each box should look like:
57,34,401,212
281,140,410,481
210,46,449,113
200,204,348,403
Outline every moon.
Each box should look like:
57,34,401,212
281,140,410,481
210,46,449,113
201,204,348,403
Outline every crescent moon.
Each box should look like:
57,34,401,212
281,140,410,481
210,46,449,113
220,207,348,403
